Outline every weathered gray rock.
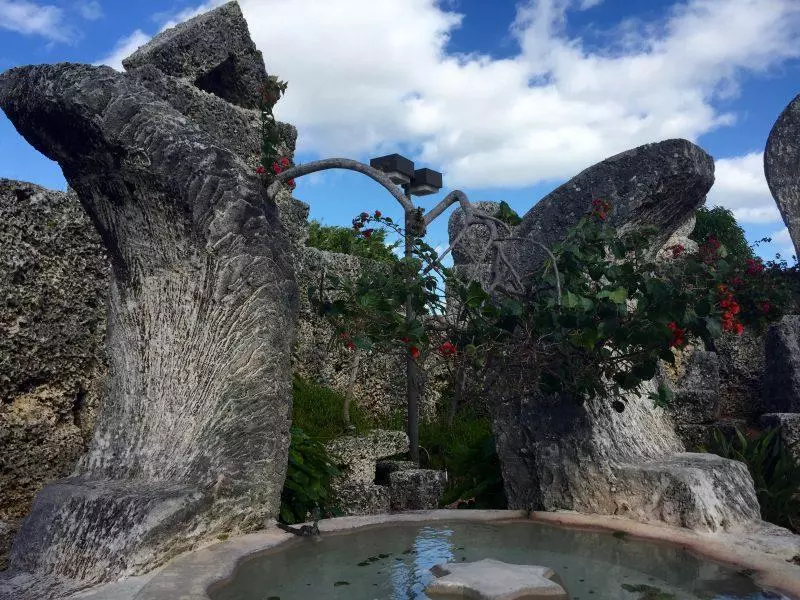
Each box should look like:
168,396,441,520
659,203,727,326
489,376,762,532
665,350,721,449
510,139,714,281
0,2,298,595
0,180,108,570
325,429,409,486
763,315,800,412
715,328,766,420
764,93,800,258
655,213,699,262
389,469,447,511
613,453,760,530
375,460,416,484
325,430,421,516
448,201,504,265
760,413,800,463
426,559,568,600
328,482,390,517
122,1,267,110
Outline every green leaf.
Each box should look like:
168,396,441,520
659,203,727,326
598,287,628,304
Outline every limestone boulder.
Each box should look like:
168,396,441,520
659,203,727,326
510,139,713,281
447,200,504,265
325,429,409,485
0,180,108,570
0,1,298,595
763,315,800,412
764,93,800,258
122,1,267,110
489,375,762,532
664,350,721,449
715,328,767,420
389,469,447,511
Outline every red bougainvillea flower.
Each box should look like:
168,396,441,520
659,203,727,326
667,322,686,348
399,337,409,344
374,210,382,218
409,346,421,359
287,179,296,188
590,199,610,221
760,301,771,313
734,323,745,335
353,221,362,230
256,165,265,174
669,244,685,257
362,229,374,239
438,341,457,357
745,258,765,276
272,162,282,174
346,341,356,350
729,277,743,287
280,157,290,167
706,236,721,250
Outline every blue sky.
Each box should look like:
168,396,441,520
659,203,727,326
2,0,800,264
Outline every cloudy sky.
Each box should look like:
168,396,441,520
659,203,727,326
1,0,798,262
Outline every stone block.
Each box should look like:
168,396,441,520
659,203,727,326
389,469,447,511
613,453,761,531
329,482,390,516
763,315,800,412
765,92,800,257
375,460,416,485
122,1,267,109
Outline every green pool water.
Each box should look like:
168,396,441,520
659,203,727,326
210,521,787,600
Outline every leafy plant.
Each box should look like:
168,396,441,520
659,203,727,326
279,426,342,525
306,220,401,263
690,206,754,261
705,426,800,531
291,375,371,442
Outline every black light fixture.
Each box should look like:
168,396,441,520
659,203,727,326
409,168,443,196
370,153,415,185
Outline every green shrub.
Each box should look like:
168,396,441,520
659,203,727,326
690,206,754,261
705,426,800,531
279,426,342,524
291,374,371,442
306,220,400,263
416,409,506,509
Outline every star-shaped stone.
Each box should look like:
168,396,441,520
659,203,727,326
424,558,568,600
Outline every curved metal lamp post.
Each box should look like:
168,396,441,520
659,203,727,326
265,155,525,463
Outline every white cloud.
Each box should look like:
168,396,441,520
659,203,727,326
75,0,102,21
579,0,603,9
93,0,800,193
93,30,151,71
707,152,782,224
0,0,77,42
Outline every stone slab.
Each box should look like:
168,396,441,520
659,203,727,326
426,558,568,599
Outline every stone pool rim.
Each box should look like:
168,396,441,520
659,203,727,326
130,509,800,600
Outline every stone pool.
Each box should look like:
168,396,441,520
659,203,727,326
209,521,786,600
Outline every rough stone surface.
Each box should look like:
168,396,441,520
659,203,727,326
613,453,761,531
328,482,390,516
375,460,416,484
760,413,800,463
763,315,800,413
715,328,766,420
664,350,721,449
0,2,298,595
489,376,762,532
764,93,800,258
447,201,504,265
0,180,109,570
325,429,409,486
122,1,267,110
510,139,714,281
426,559,568,600
389,469,447,511
655,213,699,262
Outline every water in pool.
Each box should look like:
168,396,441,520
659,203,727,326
210,521,787,600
